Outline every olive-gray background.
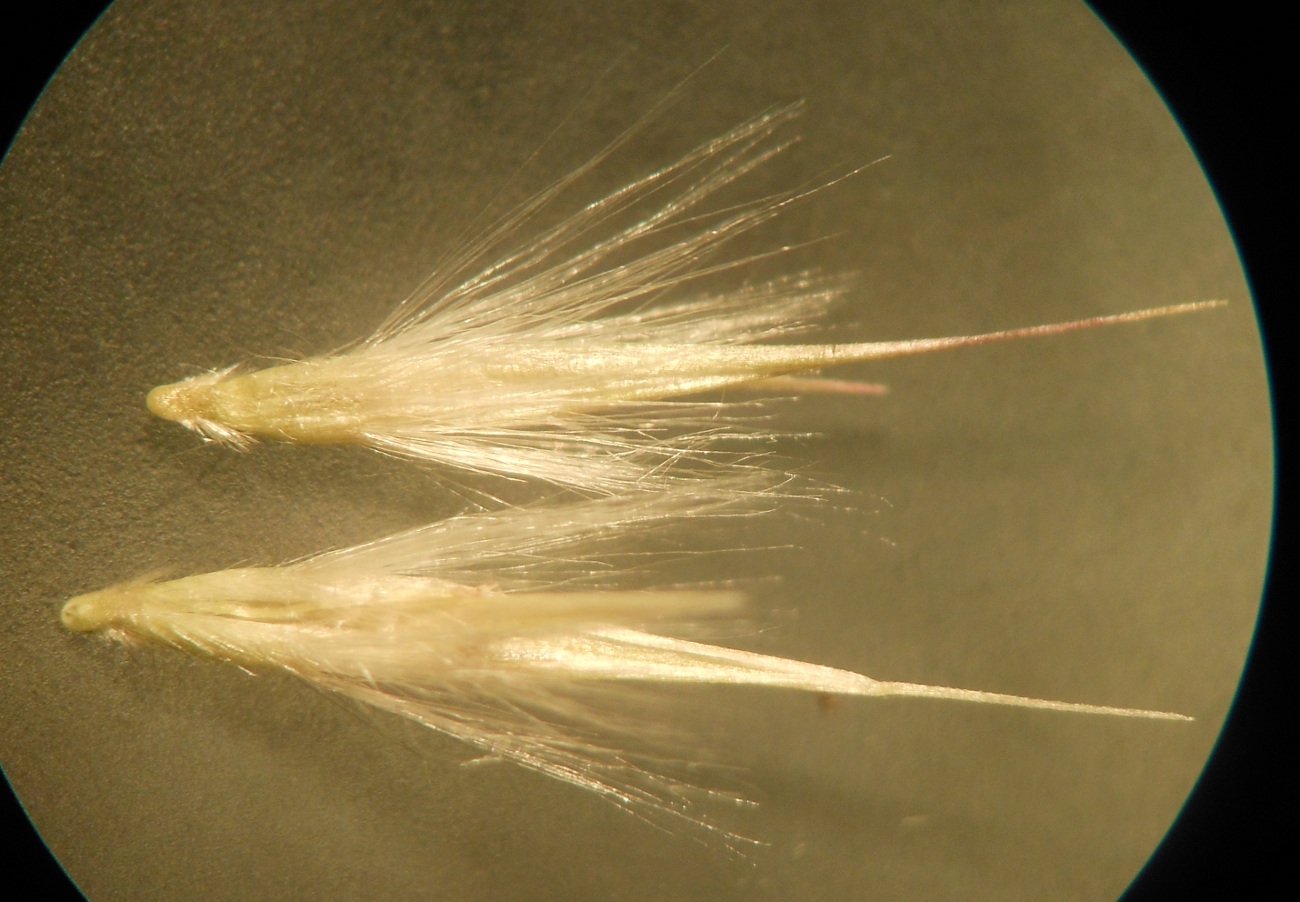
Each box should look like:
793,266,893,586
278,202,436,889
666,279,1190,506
0,2,1271,900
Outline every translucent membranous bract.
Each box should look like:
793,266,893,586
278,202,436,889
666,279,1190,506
62,479,1189,843
144,104,1221,492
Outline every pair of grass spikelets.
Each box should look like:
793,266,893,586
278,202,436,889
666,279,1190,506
63,104,1202,842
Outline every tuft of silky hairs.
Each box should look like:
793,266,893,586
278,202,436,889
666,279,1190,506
143,103,1222,493
63,476,1189,848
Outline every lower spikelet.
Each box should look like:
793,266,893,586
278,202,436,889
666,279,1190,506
62,476,1189,846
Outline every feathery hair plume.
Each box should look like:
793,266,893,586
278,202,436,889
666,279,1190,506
144,104,1222,492
62,477,1190,844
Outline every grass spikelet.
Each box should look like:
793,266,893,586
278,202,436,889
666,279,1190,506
144,104,1223,492
62,476,1189,844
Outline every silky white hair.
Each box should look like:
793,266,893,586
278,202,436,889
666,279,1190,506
144,103,1220,493
63,476,1189,847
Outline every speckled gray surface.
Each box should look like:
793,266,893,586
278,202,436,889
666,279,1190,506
0,2,1271,900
